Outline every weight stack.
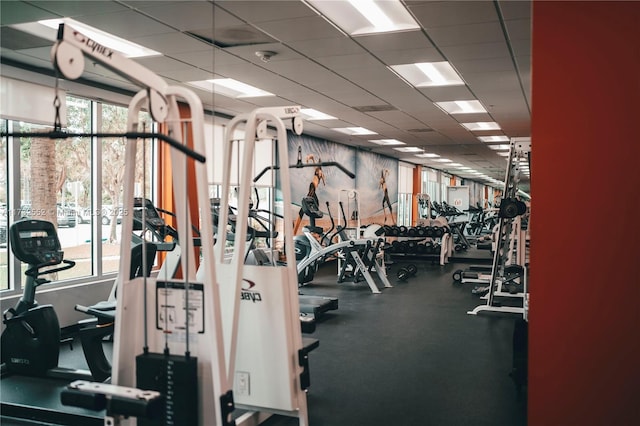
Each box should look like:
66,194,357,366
136,352,198,426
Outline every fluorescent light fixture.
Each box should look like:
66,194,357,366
461,122,501,131
188,79,274,98
333,127,377,136
300,108,337,120
415,153,439,158
305,0,420,36
487,144,511,150
435,100,486,114
369,139,405,146
478,135,510,142
497,152,510,156
11,18,161,58
390,62,464,87
457,166,472,170
448,163,463,167
432,158,452,163
393,147,423,153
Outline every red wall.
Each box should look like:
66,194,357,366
530,2,640,425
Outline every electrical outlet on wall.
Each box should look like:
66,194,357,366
236,371,250,396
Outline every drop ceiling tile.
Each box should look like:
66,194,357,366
215,1,316,24
337,64,397,83
321,90,382,108
455,56,517,74
135,55,200,72
466,72,523,93
510,39,531,58
441,42,511,61
125,1,215,32
418,85,475,102
0,2,67,25
408,1,498,28
131,32,212,55
428,22,505,47
376,47,444,65
315,54,381,71
357,31,434,52
288,37,363,58
498,0,532,20
450,112,494,123
221,43,303,65
505,19,531,41
173,49,215,70
29,1,129,17
160,68,213,83
255,16,339,42
78,10,175,39
365,111,426,129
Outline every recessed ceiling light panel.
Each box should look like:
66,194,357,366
415,153,439,158
478,135,509,142
461,122,501,131
390,61,465,87
369,139,405,146
435,100,486,114
393,147,423,153
333,127,377,136
12,18,162,58
300,108,337,120
305,0,420,36
188,78,274,98
487,144,511,150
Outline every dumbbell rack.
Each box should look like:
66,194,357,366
386,223,453,266
467,137,530,317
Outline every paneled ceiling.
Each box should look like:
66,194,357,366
0,0,531,188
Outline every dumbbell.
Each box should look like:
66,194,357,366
425,226,435,237
424,241,435,254
407,227,417,237
416,226,426,237
396,264,418,281
398,225,408,236
433,227,444,238
415,242,427,254
406,240,418,253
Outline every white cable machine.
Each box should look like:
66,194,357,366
467,137,530,317
51,23,233,426
210,106,311,426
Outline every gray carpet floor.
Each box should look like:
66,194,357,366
263,259,527,426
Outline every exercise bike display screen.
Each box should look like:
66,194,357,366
10,219,63,266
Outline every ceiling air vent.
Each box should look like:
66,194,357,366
353,105,398,112
407,128,434,133
187,25,277,48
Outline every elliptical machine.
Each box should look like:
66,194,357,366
1,219,78,376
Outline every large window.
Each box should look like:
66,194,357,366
1,94,156,294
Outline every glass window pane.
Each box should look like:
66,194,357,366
100,104,154,274
58,96,92,280
101,103,127,274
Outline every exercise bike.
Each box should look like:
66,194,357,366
1,219,92,380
